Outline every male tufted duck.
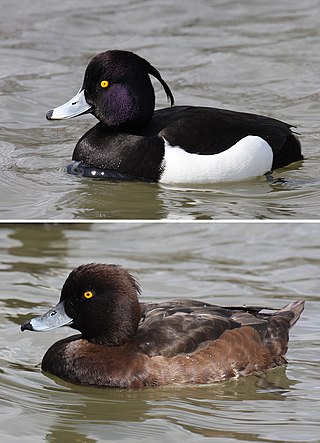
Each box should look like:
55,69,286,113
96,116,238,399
21,263,304,388
46,50,303,183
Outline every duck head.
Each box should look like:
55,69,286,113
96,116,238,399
46,50,174,131
21,264,142,345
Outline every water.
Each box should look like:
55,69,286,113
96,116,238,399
1,223,319,442
1,0,319,219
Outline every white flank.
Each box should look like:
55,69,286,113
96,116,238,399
160,136,273,184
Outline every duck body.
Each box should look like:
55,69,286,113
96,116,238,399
47,50,303,183
21,263,304,388
70,106,301,183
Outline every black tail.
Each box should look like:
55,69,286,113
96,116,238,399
272,133,303,170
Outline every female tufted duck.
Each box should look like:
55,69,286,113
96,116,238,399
46,50,303,183
21,263,304,388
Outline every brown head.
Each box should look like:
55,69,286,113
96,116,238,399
21,263,142,346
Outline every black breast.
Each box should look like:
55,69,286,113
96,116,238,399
72,122,165,182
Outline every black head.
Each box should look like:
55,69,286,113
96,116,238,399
60,263,142,345
81,50,174,130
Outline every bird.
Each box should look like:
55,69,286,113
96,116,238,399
46,50,303,183
21,263,304,388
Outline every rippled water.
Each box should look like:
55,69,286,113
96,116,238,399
1,0,319,219
1,223,319,442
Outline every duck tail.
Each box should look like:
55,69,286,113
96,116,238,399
276,300,305,328
272,133,303,169
265,300,304,364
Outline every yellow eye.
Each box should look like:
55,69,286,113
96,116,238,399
83,291,93,299
100,80,109,88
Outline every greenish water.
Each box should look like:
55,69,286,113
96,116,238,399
1,0,319,219
1,223,319,442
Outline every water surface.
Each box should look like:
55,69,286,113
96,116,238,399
0,223,319,442
1,0,319,219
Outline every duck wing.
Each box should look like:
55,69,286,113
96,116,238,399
147,106,302,169
136,299,265,357
136,299,304,358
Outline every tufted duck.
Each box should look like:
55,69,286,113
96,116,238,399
21,263,304,388
46,50,303,183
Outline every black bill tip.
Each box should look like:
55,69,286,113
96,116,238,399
46,110,53,120
21,321,34,332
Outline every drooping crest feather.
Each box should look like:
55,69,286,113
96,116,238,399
146,62,175,106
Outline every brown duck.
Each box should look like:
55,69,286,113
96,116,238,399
21,263,304,388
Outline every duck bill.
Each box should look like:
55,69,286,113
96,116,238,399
46,89,92,120
20,301,73,332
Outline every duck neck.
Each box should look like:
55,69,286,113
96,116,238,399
79,300,142,347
